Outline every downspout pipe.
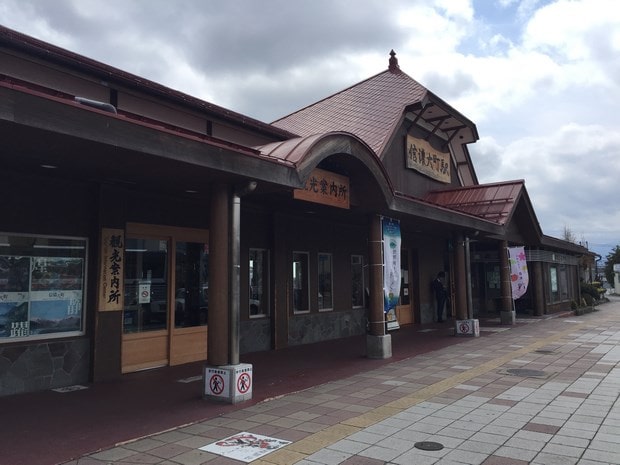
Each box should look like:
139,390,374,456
465,235,473,319
230,181,257,366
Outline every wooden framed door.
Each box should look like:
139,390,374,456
169,231,209,366
121,224,208,373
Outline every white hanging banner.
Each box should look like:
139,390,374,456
508,246,529,300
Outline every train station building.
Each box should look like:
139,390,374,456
0,26,593,396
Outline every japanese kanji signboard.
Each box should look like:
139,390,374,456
405,135,451,183
97,228,125,312
293,168,350,209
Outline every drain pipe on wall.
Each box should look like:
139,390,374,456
230,181,257,366
465,235,473,320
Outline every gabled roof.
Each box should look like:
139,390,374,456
423,180,536,227
272,52,478,158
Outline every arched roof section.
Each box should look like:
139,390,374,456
256,131,394,206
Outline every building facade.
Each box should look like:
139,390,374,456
0,28,591,396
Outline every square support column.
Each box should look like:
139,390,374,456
366,334,392,359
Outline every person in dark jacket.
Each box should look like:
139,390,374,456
431,271,448,322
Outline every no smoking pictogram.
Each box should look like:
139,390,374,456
237,372,251,394
209,374,225,395
459,322,471,333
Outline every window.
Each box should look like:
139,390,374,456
318,253,333,311
249,248,269,317
123,238,169,333
549,264,570,303
292,252,309,313
351,255,364,308
174,241,209,328
0,233,87,342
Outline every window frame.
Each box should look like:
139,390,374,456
351,254,365,309
318,252,333,312
249,248,270,319
0,231,88,343
292,251,310,314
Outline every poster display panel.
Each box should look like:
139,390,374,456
0,234,86,341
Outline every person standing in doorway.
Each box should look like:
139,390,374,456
432,271,448,322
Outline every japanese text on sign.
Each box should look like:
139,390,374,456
293,168,350,209
405,135,451,183
98,229,125,311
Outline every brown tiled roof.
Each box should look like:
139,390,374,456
272,68,427,156
423,181,526,225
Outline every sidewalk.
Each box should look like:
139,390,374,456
4,302,619,465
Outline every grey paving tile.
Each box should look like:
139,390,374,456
442,448,488,465
581,447,620,463
88,447,136,461
493,445,539,462
540,442,586,458
306,448,351,465
359,444,403,462
531,451,579,465
588,439,620,453
504,436,546,453
327,438,370,454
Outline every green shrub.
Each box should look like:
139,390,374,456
581,282,601,301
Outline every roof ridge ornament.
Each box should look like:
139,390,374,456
388,49,399,72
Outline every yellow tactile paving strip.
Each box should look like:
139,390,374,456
254,320,589,464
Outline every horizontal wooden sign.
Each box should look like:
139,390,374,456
294,168,350,209
405,135,451,183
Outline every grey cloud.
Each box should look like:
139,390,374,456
420,69,479,101
182,0,408,75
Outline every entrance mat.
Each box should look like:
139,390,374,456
200,432,291,462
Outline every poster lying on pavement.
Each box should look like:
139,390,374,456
200,432,291,463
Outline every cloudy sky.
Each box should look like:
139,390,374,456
1,0,619,260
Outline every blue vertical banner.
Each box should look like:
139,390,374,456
382,217,401,313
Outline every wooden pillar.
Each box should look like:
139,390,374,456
368,214,385,336
453,232,468,320
207,184,230,366
533,260,545,316
499,241,513,312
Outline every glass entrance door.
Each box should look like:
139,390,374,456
122,237,170,372
170,240,209,365
396,248,414,325
121,225,209,373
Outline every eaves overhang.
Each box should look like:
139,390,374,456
0,25,295,141
256,131,393,191
0,80,298,188
392,191,504,236
540,235,592,255
405,92,479,147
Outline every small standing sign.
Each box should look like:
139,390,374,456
455,319,480,337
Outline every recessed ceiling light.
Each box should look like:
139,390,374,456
40,164,57,169
185,189,198,194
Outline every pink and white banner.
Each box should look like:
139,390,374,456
508,246,529,300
